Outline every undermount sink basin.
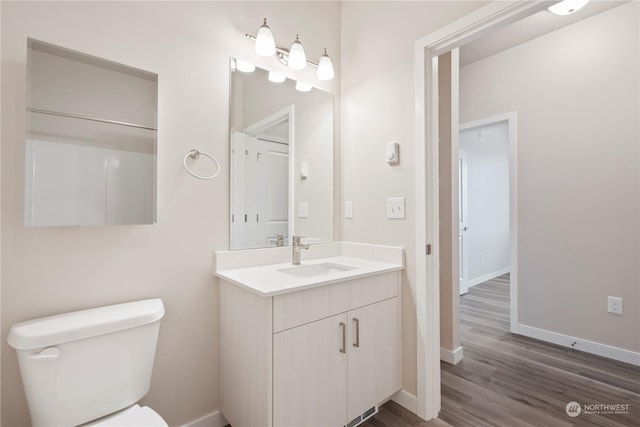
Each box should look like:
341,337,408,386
278,262,358,278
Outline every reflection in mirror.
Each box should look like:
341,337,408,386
229,59,333,250
25,39,157,226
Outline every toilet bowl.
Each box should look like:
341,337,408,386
8,299,167,427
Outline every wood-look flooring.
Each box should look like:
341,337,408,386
362,274,640,427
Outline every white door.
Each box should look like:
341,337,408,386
255,138,289,247
459,152,470,295
459,121,511,290
230,134,289,249
273,313,348,427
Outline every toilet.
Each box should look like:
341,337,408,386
7,299,167,427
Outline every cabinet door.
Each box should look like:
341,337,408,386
273,312,348,427
347,297,400,422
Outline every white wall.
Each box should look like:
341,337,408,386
459,121,510,284
460,2,639,352
340,0,488,397
1,2,340,426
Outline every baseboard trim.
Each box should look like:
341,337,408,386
518,324,640,367
440,346,464,365
180,410,228,427
391,389,417,414
466,267,510,289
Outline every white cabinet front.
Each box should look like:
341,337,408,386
273,297,399,427
347,297,400,423
273,313,348,427
219,271,401,427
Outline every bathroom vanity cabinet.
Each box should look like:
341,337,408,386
219,271,401,427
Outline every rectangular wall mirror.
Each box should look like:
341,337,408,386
229,58,333,250
25,39,158,227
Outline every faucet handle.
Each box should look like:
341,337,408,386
292,235,306,244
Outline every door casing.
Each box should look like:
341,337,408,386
413,0,549,420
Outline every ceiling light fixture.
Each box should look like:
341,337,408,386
246,18,335,81
548,0,589,16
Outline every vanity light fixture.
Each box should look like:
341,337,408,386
548,0,589,15
287,35,307,70
316,49,335,81
268,71,286,83
234,59,256,73
295,81,312,92
254,18,276,56
246,18,334,81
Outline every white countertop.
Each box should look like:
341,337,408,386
215,256,403,297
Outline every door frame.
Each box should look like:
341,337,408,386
459,114,518,328
413,0,552,420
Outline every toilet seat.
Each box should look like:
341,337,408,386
85,404,168,427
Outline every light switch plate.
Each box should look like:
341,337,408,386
386,197,405,219
345,201,353,219
298,202,309,218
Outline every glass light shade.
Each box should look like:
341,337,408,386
255,18,276,57
235,59,255,73
548,0,589,15
316,49,334,81
288,35,307,70
268,71,286,83
295,81,312,92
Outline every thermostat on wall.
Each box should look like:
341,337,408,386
386,142,399,165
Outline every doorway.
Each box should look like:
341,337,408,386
458,118,513,296
413,2,546,419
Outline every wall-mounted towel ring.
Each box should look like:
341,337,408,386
183,149,220,180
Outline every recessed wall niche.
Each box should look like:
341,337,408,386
25,39,158,226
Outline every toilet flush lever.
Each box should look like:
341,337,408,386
29,347,60,360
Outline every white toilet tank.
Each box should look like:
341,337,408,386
8,299,165,427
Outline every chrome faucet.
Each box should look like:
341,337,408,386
292,236,310,265
275,234,286,247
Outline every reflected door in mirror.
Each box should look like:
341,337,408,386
231,132,289,249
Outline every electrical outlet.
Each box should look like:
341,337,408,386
386,197,406,219
345,201,353,219
607,296,623,315
298,202,309,218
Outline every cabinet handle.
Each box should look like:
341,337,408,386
339,322,346,354
353,318,360,348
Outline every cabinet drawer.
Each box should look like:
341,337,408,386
273,272,398,333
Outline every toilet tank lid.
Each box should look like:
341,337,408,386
7,299,165,350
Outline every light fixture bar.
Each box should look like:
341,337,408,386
245,33,320,68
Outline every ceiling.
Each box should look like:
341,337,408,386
459,1,627,66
